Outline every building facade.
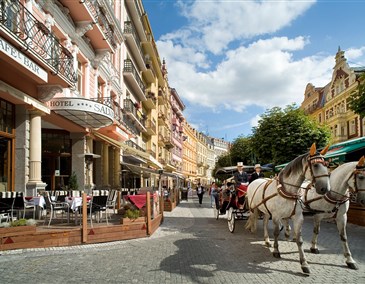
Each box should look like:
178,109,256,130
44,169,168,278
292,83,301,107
301,48,365,144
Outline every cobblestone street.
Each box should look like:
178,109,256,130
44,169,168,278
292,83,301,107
1,195,365,284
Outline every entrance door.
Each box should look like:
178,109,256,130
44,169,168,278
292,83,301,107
0,137,12,191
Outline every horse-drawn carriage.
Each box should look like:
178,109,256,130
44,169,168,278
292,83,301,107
214,183,249,232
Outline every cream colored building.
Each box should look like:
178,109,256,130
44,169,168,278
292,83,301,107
301,48,365,144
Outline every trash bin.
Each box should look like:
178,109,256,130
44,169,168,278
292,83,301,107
181,188,188,201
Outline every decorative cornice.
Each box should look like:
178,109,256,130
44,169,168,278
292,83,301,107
37,85,63,102
91,50,110,68
75,21,94,37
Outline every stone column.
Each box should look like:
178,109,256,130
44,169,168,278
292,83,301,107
103,143,110,188
26,110,47,196
113,147,121,188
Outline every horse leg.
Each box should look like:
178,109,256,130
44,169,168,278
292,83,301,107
281,218,291,241
310,214,321,254
292,207,310,274
336,212,358,270
272,218,281,258
245,208,259,233
263,214,271,247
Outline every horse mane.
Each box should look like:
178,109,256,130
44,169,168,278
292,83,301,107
280,153,308,179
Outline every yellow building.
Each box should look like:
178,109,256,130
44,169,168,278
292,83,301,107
194,130,209,186
182,122,198,187
301,48,365,144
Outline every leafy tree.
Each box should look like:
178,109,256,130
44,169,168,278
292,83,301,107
250,104,330,165
229,136,255,165
348,73,365,117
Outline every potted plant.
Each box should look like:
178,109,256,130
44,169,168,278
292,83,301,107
68,171,79,191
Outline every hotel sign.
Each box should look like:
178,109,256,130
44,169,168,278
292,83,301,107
48,98,114,122
0,36,48,82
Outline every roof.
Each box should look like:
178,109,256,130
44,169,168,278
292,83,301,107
325,137,365,163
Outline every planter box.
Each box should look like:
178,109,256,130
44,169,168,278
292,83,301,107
0,225,36,238
120,217,145,225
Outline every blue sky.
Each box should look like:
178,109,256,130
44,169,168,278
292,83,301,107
143,0,365,142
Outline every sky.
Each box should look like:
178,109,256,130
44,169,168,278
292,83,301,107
142,0,365,142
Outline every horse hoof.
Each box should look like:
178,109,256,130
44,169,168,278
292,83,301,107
310,248,320,254
302,267,310,274
273,252,281,258
265,242,272,247
346,262,359,270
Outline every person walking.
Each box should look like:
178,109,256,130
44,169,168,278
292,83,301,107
196,183,205,206
210,182,219,210
249,164,265,183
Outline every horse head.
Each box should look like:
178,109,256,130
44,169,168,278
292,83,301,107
306,143,330,195
353,156,365,206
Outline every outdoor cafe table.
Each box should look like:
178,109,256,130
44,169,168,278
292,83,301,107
65,196,91,225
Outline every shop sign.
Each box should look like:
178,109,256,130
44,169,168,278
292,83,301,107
0,36,48,82
48,98,114,121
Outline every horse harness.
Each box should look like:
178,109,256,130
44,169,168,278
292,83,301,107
249,154,329,218
301,167,365,215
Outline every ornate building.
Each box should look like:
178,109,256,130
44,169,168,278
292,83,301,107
301,48,365,144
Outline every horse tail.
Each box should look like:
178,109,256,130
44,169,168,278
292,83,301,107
245,207,259,233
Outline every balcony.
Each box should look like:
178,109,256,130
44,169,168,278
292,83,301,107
123,99,146,132
158,89,167,104
158,134,165,146
158,111,167,126
123,59,146,101
125,140,146,153
164,135,174,149
0,0,76,86
60,0,118,51
123,21,144,68
142,62,156,84
143,92,156,110
147,148,156,157
158,158,166,165
145,119,157,136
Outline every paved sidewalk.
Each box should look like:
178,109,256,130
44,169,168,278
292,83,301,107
1,195,365,283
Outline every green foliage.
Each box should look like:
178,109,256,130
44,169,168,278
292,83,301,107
348,73,365,117
10,219,28,227
230,136,254,165
250,104,330,165
68,171,79,191
124,209,140,220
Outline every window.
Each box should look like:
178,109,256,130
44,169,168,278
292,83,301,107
0,99,15,134
349,120,356,135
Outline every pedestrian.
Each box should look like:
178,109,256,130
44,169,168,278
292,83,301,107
209,182,215,207
249,164,265,183
210,182,220,210
196,183,205,205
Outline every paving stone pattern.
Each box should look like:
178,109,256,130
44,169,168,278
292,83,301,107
1,195,365,283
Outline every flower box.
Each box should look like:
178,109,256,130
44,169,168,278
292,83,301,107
0,225,36,238
120,217,145,225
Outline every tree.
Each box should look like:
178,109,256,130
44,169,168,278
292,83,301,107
68,171,79,191
250,104,330,165
348,73,365,117
229,136,255,165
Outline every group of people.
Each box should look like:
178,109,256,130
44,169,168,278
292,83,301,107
195,162,265,208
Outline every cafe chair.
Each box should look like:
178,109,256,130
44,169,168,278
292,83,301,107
89,195,108,227
43,193,70,226
106,189,118,218
0,198,13,223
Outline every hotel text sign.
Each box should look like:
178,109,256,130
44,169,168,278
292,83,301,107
0,36,48,82
48,98,114,121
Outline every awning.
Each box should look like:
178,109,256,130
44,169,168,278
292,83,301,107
325,137,365,163
47,98,114,129
93,131,122,148
121,162,159,175
123,154,146,164
274,163,288,172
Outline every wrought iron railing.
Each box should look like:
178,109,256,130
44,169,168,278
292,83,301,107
123,21,144,59
125,140,145,153
89,96,113,109
0,0,77,84
123,59,145,93
123,99,146,128
97,8,117,49
81,0,99,22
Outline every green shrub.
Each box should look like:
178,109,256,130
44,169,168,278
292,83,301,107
124,209,140,220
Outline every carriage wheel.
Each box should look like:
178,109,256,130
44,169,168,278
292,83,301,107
228,207,235,233
214,207,219,220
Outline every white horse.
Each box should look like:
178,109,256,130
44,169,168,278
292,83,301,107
245,143,330,274
296,156,365,270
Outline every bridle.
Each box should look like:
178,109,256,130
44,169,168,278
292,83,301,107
279,153,329,197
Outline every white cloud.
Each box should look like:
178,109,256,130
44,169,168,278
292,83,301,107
158,36,335,112
250,114,261,128
174,0,315,54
